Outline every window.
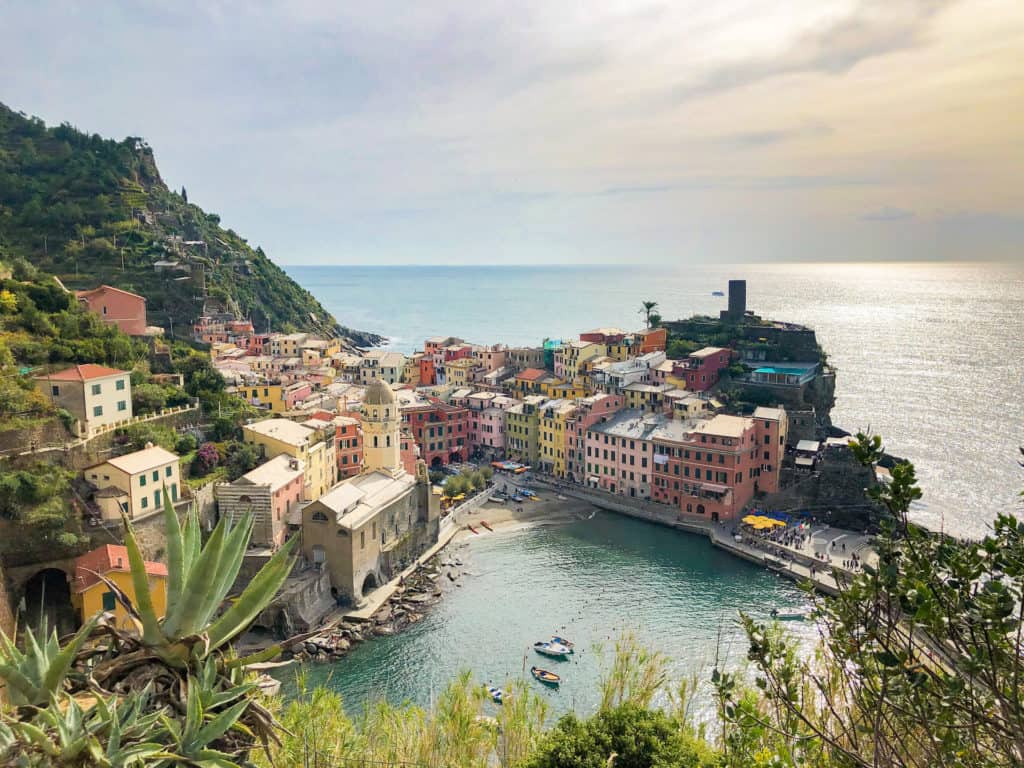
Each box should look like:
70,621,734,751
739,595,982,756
93,405,103,417
152,470,159,482
171,484,178,501
117,400,127,412
312,510,328,522
141,497,149,509
140,474,147,487
102,591,116,611
360,531,366,549
91,384,102,395
116,379,126,391
154,489,161,507
51,385,59,396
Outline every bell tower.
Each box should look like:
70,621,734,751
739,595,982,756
361,379,402,476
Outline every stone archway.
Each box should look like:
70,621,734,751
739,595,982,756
360,572,379,599
21,568,77,635
430,456,443,470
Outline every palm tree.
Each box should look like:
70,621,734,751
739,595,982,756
640,301,659,328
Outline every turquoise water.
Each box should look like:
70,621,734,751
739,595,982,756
288,261,1024,538
282,512,810,718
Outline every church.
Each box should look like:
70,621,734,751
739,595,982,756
301,379,441,606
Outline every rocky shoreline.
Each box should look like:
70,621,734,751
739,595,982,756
285,550,462,663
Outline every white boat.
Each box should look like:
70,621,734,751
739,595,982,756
550,636,575,653
534,640,571,658
485,685,504,704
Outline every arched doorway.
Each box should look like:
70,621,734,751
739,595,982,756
21,568,76,636
360,572,378,598
431,456,443,470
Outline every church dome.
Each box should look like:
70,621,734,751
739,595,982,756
364,378,397,406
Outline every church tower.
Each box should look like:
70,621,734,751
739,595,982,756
361,378,402,477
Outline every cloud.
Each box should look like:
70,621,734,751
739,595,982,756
673,0,955,101
862,206,916,221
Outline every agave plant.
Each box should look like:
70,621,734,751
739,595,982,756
1,489,301,766
0,613,98,707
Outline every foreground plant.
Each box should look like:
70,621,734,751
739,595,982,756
0,491,298,766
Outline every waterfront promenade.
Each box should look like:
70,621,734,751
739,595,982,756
520,475,877,597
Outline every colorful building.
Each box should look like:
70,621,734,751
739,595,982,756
243,418,337,501
635,327,668,354
504,395,547,464
75,285,148,336
564,393,624,484
443,357,477,389
511,368,563,396
553,340,604,382
35,364,132,437
215,454,304,549
584,410,687,499
335,416,363,479
401,400,470,468
507,346,544,372
85,444,181,521
538,399,577,477
678,347,733,391
72,545,167,629
360,350,407,385
622,383,674,413
465,392,515,456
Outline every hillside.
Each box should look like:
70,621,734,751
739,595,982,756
0,103,380,347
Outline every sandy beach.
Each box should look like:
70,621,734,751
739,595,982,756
451,485,597,542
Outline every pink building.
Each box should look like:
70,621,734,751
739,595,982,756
217,454,304,549
678,347,733,391
564,393,623,483
584,409,690,499
650,410,784,522
334,416,363,479
473,344,507,374
76,285,147,336
465,391,515,457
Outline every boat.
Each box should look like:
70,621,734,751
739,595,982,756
770,609,806,621
531,667,561,686
550,636,575,653
480,520,494,532
712,290,725,296
467,525,479,535
534,640,571,658
485,685,504,704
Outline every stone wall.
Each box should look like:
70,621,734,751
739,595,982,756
0,562,15,637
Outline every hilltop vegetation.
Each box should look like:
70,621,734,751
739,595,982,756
0,103,379,345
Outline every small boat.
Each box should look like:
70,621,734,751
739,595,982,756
485,685,504,704
531,667,560,686
480,520,494,532
534,641,571,658
550,636,574,653
770,609,806,621
712,290,725,296
467,525,479,535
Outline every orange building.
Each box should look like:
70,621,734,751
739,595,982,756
76,285,148,336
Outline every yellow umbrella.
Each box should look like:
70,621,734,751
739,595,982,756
742,515,760,525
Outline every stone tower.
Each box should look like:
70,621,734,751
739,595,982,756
361,378,402,477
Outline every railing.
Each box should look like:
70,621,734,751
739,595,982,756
85,402,200,438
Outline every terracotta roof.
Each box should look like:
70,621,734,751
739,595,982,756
74,544,167,594
75,285,145,301
516,368,547,382
37,364,128,382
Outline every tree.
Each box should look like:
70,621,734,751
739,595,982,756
181,185,187,203
639,300,659,328
192,441,220,477
647,312,662,328
722,434,1024,768
130,382,167,414
225,441,258,481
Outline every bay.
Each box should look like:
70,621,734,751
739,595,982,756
288,261,1024,538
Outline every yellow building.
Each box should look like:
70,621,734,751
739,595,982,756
243,418,337,500
548,381,586,400
270,333,308,358
555,341,605,383
443,358,477,389
85,445,182,521
623,383,674,413
403,357,421,386
240,383,285,412
504,395,547,464
538,400,576,477
72,544,167,629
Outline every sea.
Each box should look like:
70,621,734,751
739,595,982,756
288,261,1024,540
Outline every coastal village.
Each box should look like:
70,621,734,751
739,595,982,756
2,276,873,650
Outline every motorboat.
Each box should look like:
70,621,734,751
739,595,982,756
550,636,575,653
485,685,504,704
531,667,561,686
770,608,806,621
534,640,571,658
712,290,725,296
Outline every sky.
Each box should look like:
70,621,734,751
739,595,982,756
2,0,1023,265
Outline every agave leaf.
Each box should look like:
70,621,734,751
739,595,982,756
183,508,202,574
163,515,230,639
0,662,38,704
225,644,283,669
163,487,186,619
44,614,100,695
195,697,250,749
205,537,297,650
88,570,143,625
197,516,252,630
119,515,165,646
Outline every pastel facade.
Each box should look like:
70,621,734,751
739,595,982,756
504,395,547,464
360,350,407,385
554,340,604,382
36,365,132,437
679,347,733,391
75,285,147,336
216,454,304,549
243,418,337,501
335,416,363,479
584,410,688,499
72,545,167,629
538,399,577,477
401,400,470,468
86,445,181,521
564,393,624,484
